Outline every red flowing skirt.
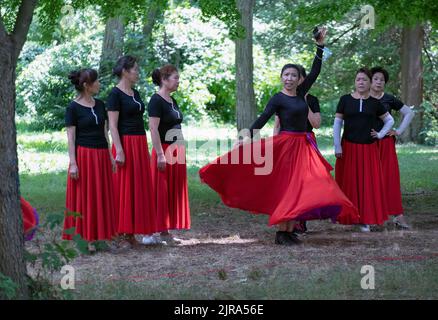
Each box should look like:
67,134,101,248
335,140,389,225
151,143,191,231
308,131,334,171
63,146,117,241
112,135,157,235
21,197,39,241
199,132,359,226
377,137,403,215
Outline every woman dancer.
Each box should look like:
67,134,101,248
370,66,414,229
107,56,158,246
63,68,118,251
146,65,191,245
273,64,325,235
334,68,395,232
200,29,359,245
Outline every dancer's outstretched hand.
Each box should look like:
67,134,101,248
316,27,327,46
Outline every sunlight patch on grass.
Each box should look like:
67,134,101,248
18,149,69,175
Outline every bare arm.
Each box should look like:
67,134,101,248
104,120,116,172
67,126,78,179
273,115,281,136
308,109,321,129
149,117,166,171
108,111,125,165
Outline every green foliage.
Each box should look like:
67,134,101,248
288,0,438,32
0,273,18,300
11,0,438,138
16,30,102,129
25,211,95,299
135,6,237,122
0,0,22,33
198,0,244,39
206,79,236,123
420,101,438,146
35,0,67,42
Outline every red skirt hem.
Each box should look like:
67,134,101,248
335,140,389,225
112,135,157,235
377,136,403,216
63,146,117,241
199,132,359,226
151,143,191,231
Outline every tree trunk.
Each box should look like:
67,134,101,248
0,0,38,299
0,53,27,300
99,16,125,85
235,0,256,132
142,1,161,41
137,1,163,63
399,25,424,143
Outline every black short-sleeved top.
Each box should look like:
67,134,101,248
336,94,387,144
147,93,183,144
375,93,404,131
250,45,324,137
65,99,108,149
106,87,146,136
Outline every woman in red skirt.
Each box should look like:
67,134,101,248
334,68,395,232
274,64,326,235
107,56,158,247
200,28,359,245
63,69,118,250
370,67,414,229
147,65,191,245
21,197,39,241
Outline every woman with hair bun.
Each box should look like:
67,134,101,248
334,68,395,232
370,66,414,229
199,28,359,246
63,68,118,252
147,65,190,245
107,56,158,247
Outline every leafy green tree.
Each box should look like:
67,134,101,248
281,0,438,142
0,0,172,298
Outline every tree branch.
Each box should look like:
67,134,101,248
328,23,360,46
423,31,437,73
11,0,38,60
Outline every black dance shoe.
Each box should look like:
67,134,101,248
286,232,303,245
275,231,301,246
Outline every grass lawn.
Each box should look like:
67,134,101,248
18,124,438,299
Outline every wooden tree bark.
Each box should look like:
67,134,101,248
0,0,38,299
142,1,161,42
99,16,125,85
235,0,256,132
136,0,164,63
399,25,424,143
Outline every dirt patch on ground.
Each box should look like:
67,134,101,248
46,204,438,289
